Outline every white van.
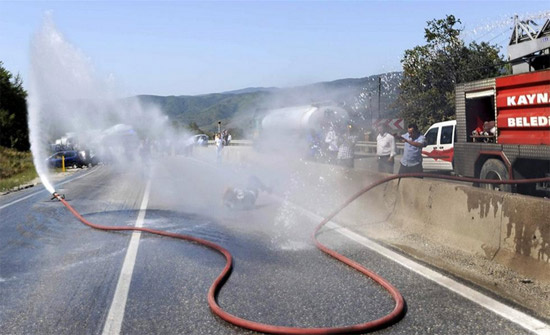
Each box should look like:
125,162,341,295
422,120,456,172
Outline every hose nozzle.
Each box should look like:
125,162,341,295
51,192,65,201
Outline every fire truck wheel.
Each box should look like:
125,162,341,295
479,158,512,192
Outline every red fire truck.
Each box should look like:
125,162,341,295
453,69,550,195
451,16,550,196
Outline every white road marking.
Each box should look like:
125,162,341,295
102,178,152,335
292,200,550,335
135,156,550,333
328,223,550,335
0,167,99,210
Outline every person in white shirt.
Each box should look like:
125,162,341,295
324,127,339,164
215,133,223,163
376,125,396,173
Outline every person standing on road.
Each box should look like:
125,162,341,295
337,124,357,169
215,133,224,163
222,129,228,146
376,124,396,173
396,123,426,174
324,126,339,164
306,128,321,161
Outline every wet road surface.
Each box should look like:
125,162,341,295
0,149,547,334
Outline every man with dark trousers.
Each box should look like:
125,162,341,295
376,124,396,173
396,123,426,174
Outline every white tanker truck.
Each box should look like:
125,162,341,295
254,102,351,155
260,103,349,133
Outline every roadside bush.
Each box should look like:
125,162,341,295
0,146,37,191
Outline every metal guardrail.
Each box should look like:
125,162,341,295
207,140,250,146
355,141,404,155
207,140,404,155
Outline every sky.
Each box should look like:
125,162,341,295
1,1,549,97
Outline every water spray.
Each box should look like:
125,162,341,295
47,168,550,334
27,14,194,199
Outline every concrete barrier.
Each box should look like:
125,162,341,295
497,192,550,279
389,179,503,259
341,176,550,282
215,145,550,281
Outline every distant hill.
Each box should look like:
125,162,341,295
136,72,402,136
221,87,278,95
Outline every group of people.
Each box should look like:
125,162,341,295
307,122,427,173
307,124,358,169
376,123,427,175
221,124,427,211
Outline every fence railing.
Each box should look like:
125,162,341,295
355,141,404,156
208,140,404,156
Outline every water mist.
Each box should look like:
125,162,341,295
27,14,189,195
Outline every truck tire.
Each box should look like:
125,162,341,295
479,158,512,192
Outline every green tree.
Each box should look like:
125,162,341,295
395,15,506,131
0,62,29,150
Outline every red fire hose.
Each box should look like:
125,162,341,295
52,173,550,334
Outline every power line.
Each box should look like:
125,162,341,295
487,28,511,43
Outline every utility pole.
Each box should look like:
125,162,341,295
368,94,373,128
377,76,382,120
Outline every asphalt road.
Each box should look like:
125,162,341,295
0,149,546,334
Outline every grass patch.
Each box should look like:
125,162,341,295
0,146,38,192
